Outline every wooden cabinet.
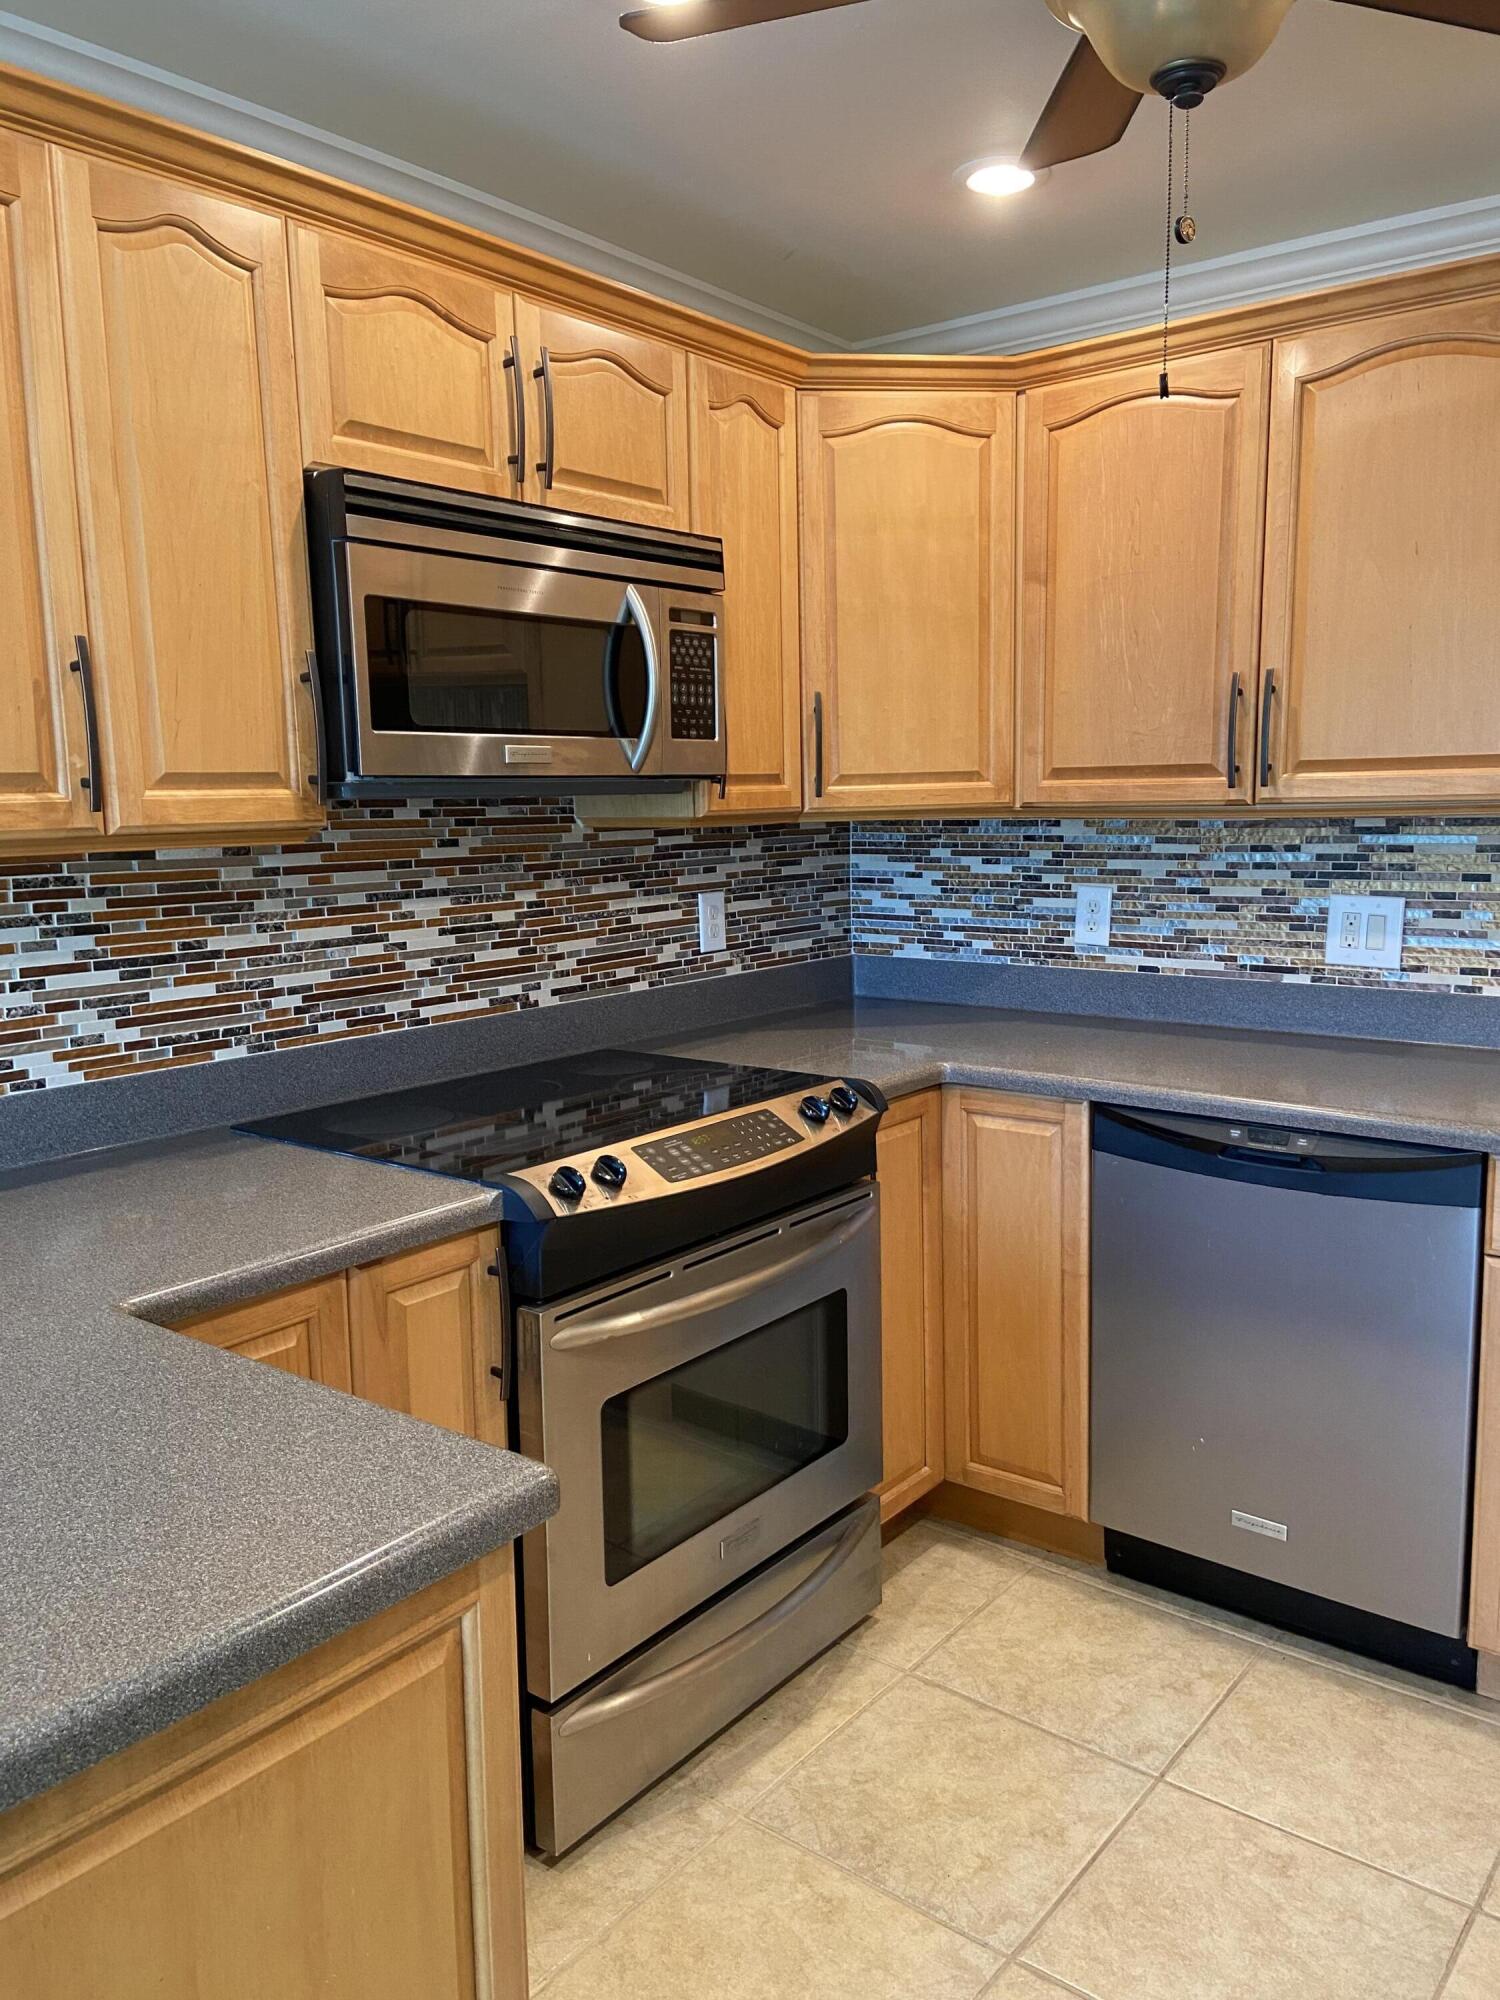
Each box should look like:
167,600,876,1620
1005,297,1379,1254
53,150,316,839
800,390,1015,813
291,225,522,496
1019,347,1269,808
0,132,95,840
514,298,688,527
943,1090,1090,1519
172,1276,353,1391
874,1088,945,1521
349,1230,506,1446
1260,297,1500,806
690,356,802,815
0,1551,528,2000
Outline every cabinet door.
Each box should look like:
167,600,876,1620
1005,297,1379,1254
171,1276,353,1392
0,133,95,839
515,298,688,527
53,150,316,839
874,1089,945,1521
800,390,1015,812
1261,298,1500,805
349,1230,505,1445
944,1091,1090,1519
1020,347,1268,808
690,356,802,815
291,225,521,496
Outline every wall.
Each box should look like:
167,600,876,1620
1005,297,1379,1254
0,803,851,1093
852,817,1500,996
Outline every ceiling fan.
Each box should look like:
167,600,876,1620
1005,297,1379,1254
619,0,1500,172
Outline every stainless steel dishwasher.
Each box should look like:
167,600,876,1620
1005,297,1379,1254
1090,1105,1485,1684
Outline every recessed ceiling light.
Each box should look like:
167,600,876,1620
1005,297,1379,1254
957,159,1043,197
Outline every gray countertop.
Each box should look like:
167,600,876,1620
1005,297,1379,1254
0,1132,557,1814
650,997,1500,1153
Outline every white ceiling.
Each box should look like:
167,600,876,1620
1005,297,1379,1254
7,0,1500,346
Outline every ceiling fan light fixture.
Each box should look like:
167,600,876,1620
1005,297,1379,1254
959,158,1043,196
1043,0,1296,96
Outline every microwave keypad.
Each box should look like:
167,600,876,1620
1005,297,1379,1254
669,629,718,741
636,1108,802,1183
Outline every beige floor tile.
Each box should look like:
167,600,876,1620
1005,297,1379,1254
921,1566,1254,1770
983,1968,1086,1998
750,1676,1146,1950
1270,1625,1500,1727
847,1520,1030,1670
666,1635,902,1814
1170,1652,1500,1902
1027,1785,1466,2000
524,1761,732,1987
543,1820,999,2000
1024,1545,1271,1641
1445,1915,1500,2000
1487,1870,1500,1918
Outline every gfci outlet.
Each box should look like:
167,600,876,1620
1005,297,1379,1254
697,890,728,955
1325,894,1405,969
1073,883,1113,949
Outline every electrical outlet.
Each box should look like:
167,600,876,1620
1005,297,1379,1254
1325,894,1405,969
697,890,727,955
1073,883,1113,949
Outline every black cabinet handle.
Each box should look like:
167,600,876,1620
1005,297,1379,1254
299,649,327,805
1259,668,1277,790
813,691,825,800
533,347,556,489
504,333,527,483
69,634,104,822
1225,671,1242,791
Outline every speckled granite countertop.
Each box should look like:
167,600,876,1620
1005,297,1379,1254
650,998,1500,1153
0,1132,557,1814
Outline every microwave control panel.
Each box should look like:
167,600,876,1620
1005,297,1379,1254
668,627,718,741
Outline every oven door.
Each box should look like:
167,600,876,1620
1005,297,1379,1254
344,539,666,782
517,1185,882,1703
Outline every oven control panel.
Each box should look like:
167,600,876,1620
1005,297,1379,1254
668,627,718,741
636,1106,803,1184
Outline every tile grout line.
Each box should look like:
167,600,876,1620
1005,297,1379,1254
1430,1845,1500,1999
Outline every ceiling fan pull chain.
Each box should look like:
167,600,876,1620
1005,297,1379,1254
1160,99,1175,399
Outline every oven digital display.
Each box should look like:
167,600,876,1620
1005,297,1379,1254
636,1108,803,1183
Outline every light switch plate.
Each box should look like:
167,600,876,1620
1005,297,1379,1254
697,890,728,954
1074,884,1113,949
1325,894,1405,969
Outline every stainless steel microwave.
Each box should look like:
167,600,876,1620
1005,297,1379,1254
304,468,726,798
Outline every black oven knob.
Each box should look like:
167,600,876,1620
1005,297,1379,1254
798,1095,832,1127
592,1154,630,1191
549,1165,587,1203
829,1085,860,1117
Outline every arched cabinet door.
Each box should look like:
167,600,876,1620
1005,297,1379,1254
800,390,1016,814
291,225,521,496
54,152,316,838
1260,297,1500,806
515,298,689,528
1019,346,1268,809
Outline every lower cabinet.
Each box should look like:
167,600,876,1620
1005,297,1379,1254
874,1088,945,1520
0,1549,528,2000
173,1274,352,1391
942,1090,1091,1520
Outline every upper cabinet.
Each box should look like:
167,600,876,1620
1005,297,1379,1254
291,225,521,496
53,152,316,839
514,299,689,528
689,356,802,815
800,390,1016,814
1260,297,1500,806
0,132,95,839
1019,347,1269,809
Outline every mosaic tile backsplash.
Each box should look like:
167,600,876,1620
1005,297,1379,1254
0,803,850,1093
852,818,1500,994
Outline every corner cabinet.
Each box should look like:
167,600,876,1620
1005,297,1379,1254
53,150,317,839
799,389,1016,814
173,1276,354,1392
690,356,803,815
1019,347,1269,808
1260,296,1500,806
943,1090,1090,1520
874,1089,945,1520
348,1232,508,1447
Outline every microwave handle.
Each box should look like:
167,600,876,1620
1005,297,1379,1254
620,584,662,773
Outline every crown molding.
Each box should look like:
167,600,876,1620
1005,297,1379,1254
0,10,852,353
859,193,1500,354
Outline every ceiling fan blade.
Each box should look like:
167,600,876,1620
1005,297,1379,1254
1330,0,1500,30
621,0,870,42
1019,39,1143,172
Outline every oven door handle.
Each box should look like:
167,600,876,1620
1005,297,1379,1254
553,1501,873,1739
619,584,662,773
548,1199,874,1351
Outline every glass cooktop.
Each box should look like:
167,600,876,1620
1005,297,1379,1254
242,1049,823,1184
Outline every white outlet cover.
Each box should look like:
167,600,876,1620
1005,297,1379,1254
1073,883,1113,948
1325,894,1405,969
697,890,728,955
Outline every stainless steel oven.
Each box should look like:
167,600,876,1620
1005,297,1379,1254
305,467,726,798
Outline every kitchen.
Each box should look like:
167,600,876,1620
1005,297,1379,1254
3,2,1500,1996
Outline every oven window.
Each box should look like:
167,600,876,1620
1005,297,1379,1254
600,1297,850,1585
364,597,648,737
